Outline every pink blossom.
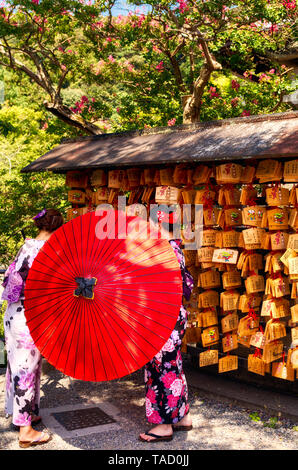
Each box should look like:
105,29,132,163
167,394,179,408
155,61,164,72
282,0,296,9
18,372,35,391
252,99,259,105
243,71,252,80
147,388,157,404
106,37,112,42
148,410,162,424
231,79,240,90
32,0,39,4
167,118,176,126
153,45,162,54
259,73,270,82
116,107,120,113
241,110,251,117
209,86,220,98
108,55,115,63
161,371,177,388
268,68,275,74
270,24,278,33
231,97,239,107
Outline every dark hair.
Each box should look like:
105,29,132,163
33,208,64,233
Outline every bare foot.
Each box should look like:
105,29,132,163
139,424,173,442
173,413,192,428
19,425,50,444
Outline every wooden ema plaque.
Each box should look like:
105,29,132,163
201,326,220,347
272,362,295,381
221,313,239,333
248,355,266,376
222,333,238,353
199,349,219,367
262,340,284,364
218,355,238,373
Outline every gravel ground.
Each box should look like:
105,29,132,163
0,362,297,451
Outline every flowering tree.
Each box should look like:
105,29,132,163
0,0,109,134
0,0,296,133
87,0,296,124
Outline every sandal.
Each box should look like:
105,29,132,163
31,417,42,426
139,431,173,442
173,424,193,432
19,431,52,449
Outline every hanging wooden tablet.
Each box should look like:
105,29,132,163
155,186,181,204
200,309,218,328
212,249,238,265
222,230,240,247
222,333,238,353
256,159,282,183
272,361,295,381
290,304,298,323
67,207,88,221
198,290,219,308
220,291,240,312
90,169,107,187
195,188,216,205
238,294,262,313
287,234,298,251
185,326,201,344
127,167,142,188
201,326,220,347
193,165,212,185
159,168,174,186
266,187,289,206
238,315,260,337
271,232,289,251
222,271,242,290
94,187,109,204
221,313,239,333
242,206,266,228
262,340,284,364
203,207,220,227
289,208,298,230
264,319,287,342
199,270,221,289
173,164,188,185
108,169,127,189
216,163,242,184
283,160,298,182
237,334,251,348
248,354,266,376
240,187,258,205
202,230,217,247
250,331,266,349
68,189,86,204
199,349,219,367
182,189,196,205
143,168,156,186
288,347,298,369
240,166,256,184
218,355,238,373
245,275,265,294
197,246,215,263
224,208,242,227
66,170,89,189
291,327,298,343
267,208,289,231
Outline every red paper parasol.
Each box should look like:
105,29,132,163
24,210,182,381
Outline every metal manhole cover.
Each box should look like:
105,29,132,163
51,407,116,431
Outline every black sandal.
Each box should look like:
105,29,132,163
139,431,173,442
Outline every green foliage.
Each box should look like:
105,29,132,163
0,103,72,265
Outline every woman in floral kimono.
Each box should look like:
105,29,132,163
139,209,194,442
2,208,63,448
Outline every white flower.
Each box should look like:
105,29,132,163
162,338,175,353
170,378,183,397
145,397,154,416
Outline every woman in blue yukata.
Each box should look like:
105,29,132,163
139,208,194,442
2,208,63,448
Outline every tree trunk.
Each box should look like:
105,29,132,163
183,59,222,124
